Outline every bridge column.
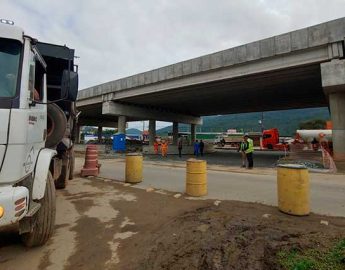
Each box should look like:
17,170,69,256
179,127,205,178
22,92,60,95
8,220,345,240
97,126,102,143
321,59,345,171
118,116,126,134
191,124,196,144
172,122,179,145
149,120,156,146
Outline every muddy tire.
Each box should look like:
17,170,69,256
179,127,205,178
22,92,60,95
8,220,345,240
55,153,70,189
21,172,56,247
46,103,67,148
69,148,75,180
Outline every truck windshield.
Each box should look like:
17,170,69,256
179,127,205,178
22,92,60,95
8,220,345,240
0,39,22,98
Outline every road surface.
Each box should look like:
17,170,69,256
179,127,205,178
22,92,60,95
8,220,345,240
81,157,345,217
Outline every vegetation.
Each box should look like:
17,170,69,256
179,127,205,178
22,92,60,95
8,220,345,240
299,119,327,130
157,107,330,136
277,239,345,270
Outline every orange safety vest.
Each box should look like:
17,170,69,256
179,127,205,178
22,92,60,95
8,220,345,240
161,142,168,150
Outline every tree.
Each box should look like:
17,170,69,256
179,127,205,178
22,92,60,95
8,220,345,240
298,119,326,130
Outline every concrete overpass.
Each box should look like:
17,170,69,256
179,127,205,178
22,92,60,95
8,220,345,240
77,17,345,169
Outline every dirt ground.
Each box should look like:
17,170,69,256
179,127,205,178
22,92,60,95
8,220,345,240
0,177,344,270
131,202,345,270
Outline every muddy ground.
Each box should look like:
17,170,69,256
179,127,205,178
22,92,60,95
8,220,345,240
119,200,345,270
0,177,344,270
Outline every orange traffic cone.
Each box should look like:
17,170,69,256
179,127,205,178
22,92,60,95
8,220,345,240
81,145,101,177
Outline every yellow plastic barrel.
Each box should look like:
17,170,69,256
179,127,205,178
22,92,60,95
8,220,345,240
277,164,310,216
125,153,143,183
186,159,207,196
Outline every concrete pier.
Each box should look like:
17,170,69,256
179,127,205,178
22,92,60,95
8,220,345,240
118,116,126,134
149,120,156,146
191,124,196,144
172,122,179,145
321,59,345,171
97,126,102,142
329,92,345,170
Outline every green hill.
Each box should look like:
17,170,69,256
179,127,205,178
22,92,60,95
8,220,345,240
157,107,330,136
126,128,142,134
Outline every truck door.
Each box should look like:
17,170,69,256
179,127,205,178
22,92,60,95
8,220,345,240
0,41,46,183
0,38,22,173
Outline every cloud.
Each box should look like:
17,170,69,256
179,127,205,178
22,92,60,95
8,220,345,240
2,0,345,89
1,0,344,129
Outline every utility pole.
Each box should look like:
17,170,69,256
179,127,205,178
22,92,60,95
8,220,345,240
258,112,264,133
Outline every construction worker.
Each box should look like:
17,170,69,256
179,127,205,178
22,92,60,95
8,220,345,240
238,139,247,168
153,139,159,155
244,134,254,169
199,140,205,156
193,140,200,157
161,140,168,157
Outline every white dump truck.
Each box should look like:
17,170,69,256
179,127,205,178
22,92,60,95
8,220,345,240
0,19,78,246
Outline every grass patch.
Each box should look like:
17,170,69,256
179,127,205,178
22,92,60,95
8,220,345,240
277,239,345,270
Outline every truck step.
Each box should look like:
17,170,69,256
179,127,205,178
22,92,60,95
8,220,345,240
26,202,41,217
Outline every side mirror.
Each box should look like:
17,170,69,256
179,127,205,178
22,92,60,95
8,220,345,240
61,70,78,101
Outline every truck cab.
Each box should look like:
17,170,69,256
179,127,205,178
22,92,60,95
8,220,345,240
262,128,289,151
0,20,78,246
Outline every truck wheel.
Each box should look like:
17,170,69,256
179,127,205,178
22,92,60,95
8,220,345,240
46,103,67,148
267,144,273,150
69,148,75,180
21,172,56,247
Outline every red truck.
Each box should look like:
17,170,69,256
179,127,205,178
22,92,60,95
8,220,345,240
262,128,289,151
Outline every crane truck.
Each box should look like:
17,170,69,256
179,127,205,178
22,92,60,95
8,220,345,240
0,19,78,246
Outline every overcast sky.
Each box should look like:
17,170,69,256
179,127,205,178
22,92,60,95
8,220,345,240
1,0,344,129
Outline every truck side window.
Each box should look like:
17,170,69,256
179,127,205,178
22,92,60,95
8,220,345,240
34,59,45,101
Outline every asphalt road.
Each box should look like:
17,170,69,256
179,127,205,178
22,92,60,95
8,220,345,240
84,157,345,217
144,149,286,168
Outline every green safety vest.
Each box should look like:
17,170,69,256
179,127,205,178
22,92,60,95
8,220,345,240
245,138,254,154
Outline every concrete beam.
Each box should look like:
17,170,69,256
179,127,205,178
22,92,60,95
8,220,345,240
76,96,102,107
78,17,345,102
102,101,202,125
78,118,118,128
107,45,331,101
